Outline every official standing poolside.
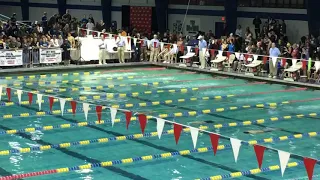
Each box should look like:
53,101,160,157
198,35,207,69
98,34,107,64
116,34,126,63
150,34,160,62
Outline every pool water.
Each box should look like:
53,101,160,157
0,66,319,180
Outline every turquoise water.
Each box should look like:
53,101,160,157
0,67,319,180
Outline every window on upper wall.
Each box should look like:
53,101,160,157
238,0,305,8
168,0,224,6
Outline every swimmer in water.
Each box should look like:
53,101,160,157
243,128,281,134
188,120,215,125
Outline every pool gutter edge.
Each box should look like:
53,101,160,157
152,62,320,90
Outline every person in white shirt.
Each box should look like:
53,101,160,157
86,19,95,31
50,35,59,48
235,25,243,37
98,34,107,64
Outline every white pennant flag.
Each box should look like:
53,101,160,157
160,42,164,51
16,90,22,105
59,98,66,116
187,46,191,53
235,52,240,59
98,32,101,37
110,108,117,126
253,54,258,61
173,44,177,52
278,150,290,177
0,85,3,101
156,118,165,139
126,38,131,51
83,103,90,121
37,94,43,110
272,57,278,67
189,127,199,148
202,48,207,56
230,138,242,163
292,59,297,67
147,40,151,48
218,50,223,57
316,61,320,72
133,38,137,46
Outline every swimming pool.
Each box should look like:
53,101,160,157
0,66,319,180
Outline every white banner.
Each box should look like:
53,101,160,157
0,50,23,66
39,48,62,64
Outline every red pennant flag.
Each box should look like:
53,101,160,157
167,44,171,49
302,59,307,70
140,40,144,47
210,49,215,56
244,54,249,61
209,133,220,155
114,35,118,41
154,42,157,48
28,92,33,105
48,97,54,111
70,101,77,116
227,52,231,58
173,123,183,144
282,58,286,67
138,114,147,134
127,37,130,44
195,47,199,55
103,33,107,39
263,56,268,64
96,105,103,123
6,88,11,101
125,111,132,129
254,144,266,169
304,158,317,180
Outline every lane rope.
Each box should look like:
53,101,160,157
0,120,318,156
0,67,168,80
1,77,225,93
1,98,318,121
0,71,197,86
0,82,266,100
1,140,317,180
195,161,305,180
0,112,318,137
0,87,306,108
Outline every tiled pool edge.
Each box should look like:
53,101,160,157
152,63,320,90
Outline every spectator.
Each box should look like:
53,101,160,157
253,16,261,38
10,13,17,26
86,19,94,31
61,38,71,65
235,25,243,37
50,35,59,47
88,14,95,25
8,37,19,49
57,34,63,46
63,9,71,23
81,15,88,26
39,36,49,48
228,39,235,52
67,33,75,48
245,27,253,44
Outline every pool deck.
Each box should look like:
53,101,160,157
1,62,320,90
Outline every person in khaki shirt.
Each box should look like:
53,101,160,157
67,33,75,48
121,29,127,37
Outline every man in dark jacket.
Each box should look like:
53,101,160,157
253,16,262,39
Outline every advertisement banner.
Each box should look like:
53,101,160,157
40,48,62,64
0,50,23,66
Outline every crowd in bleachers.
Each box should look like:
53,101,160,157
1,10,320,82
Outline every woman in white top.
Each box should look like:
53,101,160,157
50,35,60,47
